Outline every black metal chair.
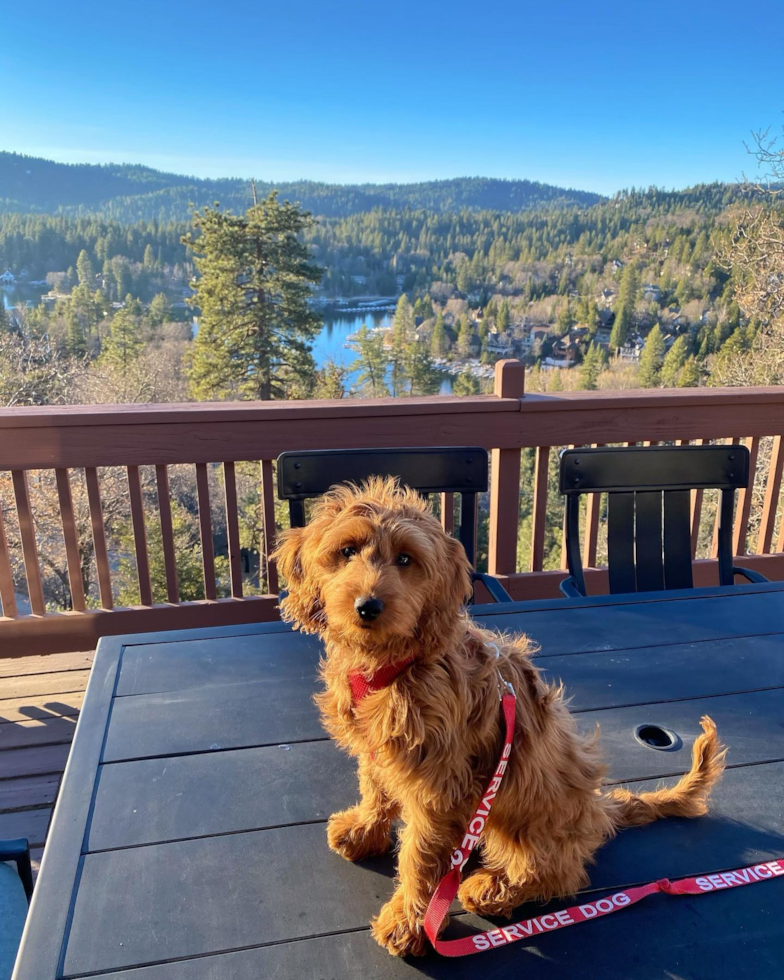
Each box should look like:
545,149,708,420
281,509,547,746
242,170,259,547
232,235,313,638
276,447,513,602
559,445,769,597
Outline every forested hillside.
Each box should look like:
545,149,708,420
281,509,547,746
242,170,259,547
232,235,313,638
0,153,603,221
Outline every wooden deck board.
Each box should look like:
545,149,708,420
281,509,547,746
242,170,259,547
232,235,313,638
0,650,93,883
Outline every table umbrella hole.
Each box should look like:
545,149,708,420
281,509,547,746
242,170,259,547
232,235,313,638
634,724,682,751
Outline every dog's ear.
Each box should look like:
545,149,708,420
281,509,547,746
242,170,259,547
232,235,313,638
416,530,473,649
272,526,325,633
441,533,473,610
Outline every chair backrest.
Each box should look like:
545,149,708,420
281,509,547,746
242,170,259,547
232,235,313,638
276,447,487,566
560,445,750,594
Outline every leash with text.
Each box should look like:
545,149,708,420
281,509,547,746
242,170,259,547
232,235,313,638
422,654,784,957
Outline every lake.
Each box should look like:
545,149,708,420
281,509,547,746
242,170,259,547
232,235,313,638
2,288,454,394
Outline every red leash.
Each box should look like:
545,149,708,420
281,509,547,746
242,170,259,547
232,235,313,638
346,651,783,956
423,685,784,956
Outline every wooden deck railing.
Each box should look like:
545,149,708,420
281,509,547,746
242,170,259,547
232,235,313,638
1,360,783,657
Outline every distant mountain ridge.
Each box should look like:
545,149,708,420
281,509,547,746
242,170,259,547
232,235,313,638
0,152,605,222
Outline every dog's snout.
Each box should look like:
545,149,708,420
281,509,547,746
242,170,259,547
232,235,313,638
355,596,384,621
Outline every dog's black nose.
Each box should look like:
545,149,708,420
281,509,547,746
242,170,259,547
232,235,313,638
355,597,384,621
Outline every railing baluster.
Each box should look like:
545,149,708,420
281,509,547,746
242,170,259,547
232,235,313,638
489,360,525,576
558,445,577,570
440,493,454,535
757,435,784,554
260,459,278,595
85,467,113,610
582,444,603,567
195,463,217,600
711,439,741,558
778,503,784,554
531,446,550,572
11,471,45,615
688,438,707,557
127,466,152,606
155,464,179,603
732,437,760,556
0,495,18,618
55,469,86,612
223,462,243,599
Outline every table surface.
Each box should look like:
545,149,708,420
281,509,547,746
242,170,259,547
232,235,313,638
14,581,784,980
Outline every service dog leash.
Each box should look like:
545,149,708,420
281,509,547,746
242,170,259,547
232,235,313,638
423,645,784,957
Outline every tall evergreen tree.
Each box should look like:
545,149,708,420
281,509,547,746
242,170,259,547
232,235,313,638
637,324,666,387
576,342,605,390
497,300,511,333
452,370,481,396
100,295,143,368
456,314,474,358
65,308,87,358
610,264,639,350
314,360,348,399
185,192,322,401
149,292,171,327
430,313,446,358
389,296,414,396
678,356,701,387
405,340,442,396
349,325,389,396
660,335,689,387
76,249,94,287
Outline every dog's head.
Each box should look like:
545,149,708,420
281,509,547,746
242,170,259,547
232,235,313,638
273,477,472,649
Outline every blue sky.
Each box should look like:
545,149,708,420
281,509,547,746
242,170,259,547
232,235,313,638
2,1,782,194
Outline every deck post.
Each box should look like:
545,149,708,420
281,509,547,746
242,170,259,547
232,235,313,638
488,360,525,576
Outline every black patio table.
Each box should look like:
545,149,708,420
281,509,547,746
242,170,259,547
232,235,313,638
14,581,784,980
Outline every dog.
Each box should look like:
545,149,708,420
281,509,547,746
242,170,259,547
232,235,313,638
273,477,725,957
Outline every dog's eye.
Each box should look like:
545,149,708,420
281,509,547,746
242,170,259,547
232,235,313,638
396,553,412,567
341,546,357,559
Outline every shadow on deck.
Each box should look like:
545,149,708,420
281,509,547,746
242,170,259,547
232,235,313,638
0,651,94,880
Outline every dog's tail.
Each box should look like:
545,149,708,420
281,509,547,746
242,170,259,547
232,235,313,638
606,716,726,829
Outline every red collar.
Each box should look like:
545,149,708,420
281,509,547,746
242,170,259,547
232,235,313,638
348,657,415,705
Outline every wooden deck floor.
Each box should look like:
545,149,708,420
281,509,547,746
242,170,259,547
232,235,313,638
0,651,93,880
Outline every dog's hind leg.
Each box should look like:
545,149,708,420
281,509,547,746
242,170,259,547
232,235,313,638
327,756,398,862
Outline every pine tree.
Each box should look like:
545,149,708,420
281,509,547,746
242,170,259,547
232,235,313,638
576,342,605,390
389,295,414,396
660,335,689,387
349,325,389,397
0,304,10,334
101,296,143,368
677,356,701,387
143,244,156,270
637,324,666,387
452,370,481,396
456,314,474,358
430,313,446,358
76,250,94,287
405,340,442,396
547,369,564,391
610,264,639,350
314,360,348,399
556,301,574,337
185,192,322,401
497,300,510,333
149,293,171,327
65,309,87,357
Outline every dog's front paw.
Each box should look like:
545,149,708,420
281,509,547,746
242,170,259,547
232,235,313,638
326,807,392,862
371,892,428,957
458,869,516,918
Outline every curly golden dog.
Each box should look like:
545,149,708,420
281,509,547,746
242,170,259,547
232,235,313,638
274,478,725,957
